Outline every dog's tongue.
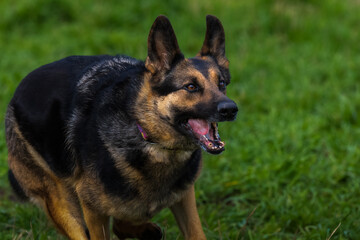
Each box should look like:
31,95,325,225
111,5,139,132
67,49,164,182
188,119,210,135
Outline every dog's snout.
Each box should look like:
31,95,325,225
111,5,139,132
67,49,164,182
217,100,238,121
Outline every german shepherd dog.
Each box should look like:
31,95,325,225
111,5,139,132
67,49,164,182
5,15,237,240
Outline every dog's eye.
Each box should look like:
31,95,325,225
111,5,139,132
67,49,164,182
184,84,198,92
219,80,226,90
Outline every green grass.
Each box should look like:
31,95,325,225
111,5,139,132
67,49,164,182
1,0,360,239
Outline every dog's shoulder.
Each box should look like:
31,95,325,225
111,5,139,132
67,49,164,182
75,55,144,96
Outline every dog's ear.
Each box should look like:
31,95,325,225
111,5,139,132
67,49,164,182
198,15,229,68
145,15,184,74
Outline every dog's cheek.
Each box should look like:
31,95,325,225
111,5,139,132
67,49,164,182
155,97,174,123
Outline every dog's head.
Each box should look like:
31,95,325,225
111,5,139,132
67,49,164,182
136,15,238,154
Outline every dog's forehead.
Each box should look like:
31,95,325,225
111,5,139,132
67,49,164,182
186,57,220,81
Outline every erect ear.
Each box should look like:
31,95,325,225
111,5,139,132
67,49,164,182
145,15,184,74
198,15,229,68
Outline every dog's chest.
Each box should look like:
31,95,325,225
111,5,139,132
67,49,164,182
89,145,202,221
116,148,201,220
142,146,202,191
136,185,186,220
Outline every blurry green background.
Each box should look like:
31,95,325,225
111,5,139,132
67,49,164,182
1,0,360,239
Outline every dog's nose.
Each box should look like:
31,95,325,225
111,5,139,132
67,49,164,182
217,100,238,121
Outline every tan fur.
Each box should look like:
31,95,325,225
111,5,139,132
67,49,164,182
208,68,219,83
43,181,88,240
13,125,55,179
81,202,110,240
135,77,193,150
171,185,206,240
144,57,157,75
135,60,228,154
6,109,89,239
218,57,230,69
9,164,85,239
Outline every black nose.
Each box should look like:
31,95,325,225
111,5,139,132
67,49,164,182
217,100,238,121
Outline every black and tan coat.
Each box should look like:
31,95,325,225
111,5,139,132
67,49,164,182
5,15,238,240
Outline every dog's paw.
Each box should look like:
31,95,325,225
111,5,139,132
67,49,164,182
139,223,162,240
113,220,162,240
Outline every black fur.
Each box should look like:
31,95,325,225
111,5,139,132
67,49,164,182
10,55,113,177
189,58,211,79
151,75,180,96
172,149,201,191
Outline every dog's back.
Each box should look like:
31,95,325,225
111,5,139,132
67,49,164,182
6,55,142,195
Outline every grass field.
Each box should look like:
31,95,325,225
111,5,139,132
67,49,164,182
1,0,360,239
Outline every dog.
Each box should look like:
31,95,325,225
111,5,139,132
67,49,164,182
5,15,238,240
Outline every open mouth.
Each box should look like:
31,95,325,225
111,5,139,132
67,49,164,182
183,119,225,154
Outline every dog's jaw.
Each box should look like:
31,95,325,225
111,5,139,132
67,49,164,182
183,119,225,154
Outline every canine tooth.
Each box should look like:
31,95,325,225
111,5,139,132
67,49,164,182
202,135,208,141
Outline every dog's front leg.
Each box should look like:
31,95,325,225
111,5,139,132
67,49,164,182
170,185,206,240
81,202,110,240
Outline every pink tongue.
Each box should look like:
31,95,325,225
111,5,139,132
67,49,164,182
188,119,210,135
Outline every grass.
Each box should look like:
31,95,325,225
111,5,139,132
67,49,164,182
1,0,360,239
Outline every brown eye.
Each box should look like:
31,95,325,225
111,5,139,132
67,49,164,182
219,80,226,90
185,84,198,92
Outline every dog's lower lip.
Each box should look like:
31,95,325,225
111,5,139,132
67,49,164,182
200,134,225,150
183,120,225,154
